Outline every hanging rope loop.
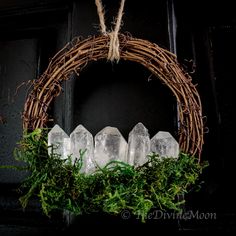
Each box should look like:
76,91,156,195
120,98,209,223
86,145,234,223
95,0,107,34
95,0,126,62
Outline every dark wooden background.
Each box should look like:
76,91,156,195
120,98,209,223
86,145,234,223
0,0,235,233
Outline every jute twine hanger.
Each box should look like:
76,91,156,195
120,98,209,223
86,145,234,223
95,0,125,62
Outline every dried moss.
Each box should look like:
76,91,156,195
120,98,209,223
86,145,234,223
13,128,208,222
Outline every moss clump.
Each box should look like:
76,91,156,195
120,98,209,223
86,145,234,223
13,128,208,222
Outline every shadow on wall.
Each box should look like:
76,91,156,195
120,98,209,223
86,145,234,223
72,60,177,139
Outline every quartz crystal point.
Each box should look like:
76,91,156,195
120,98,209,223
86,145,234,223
94,127,127,168
48,124,69,159
63,137,71,159
127,122,150,166
70,124,95,173
150,131,179,158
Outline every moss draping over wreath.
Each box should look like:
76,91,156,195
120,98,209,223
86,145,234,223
22,33,204,160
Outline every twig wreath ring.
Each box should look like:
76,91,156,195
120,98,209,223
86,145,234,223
22,0,204,160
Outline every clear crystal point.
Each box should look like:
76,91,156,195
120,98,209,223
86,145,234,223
63,137,71,159
70,124,95,173
127,122,150,166
94,126,127,168
150,131,179,158
48,124,69,159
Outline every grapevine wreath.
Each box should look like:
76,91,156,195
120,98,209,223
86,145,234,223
15,0,207,222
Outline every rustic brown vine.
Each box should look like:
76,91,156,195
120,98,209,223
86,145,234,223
22,33,204,160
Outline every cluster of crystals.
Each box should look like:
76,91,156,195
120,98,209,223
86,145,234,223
48,123,179,174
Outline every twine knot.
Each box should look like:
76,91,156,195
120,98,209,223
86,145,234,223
95,0,125,62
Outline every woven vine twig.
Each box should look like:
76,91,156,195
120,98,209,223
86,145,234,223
22,34,204,161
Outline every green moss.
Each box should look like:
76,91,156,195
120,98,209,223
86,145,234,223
12,128,208,222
